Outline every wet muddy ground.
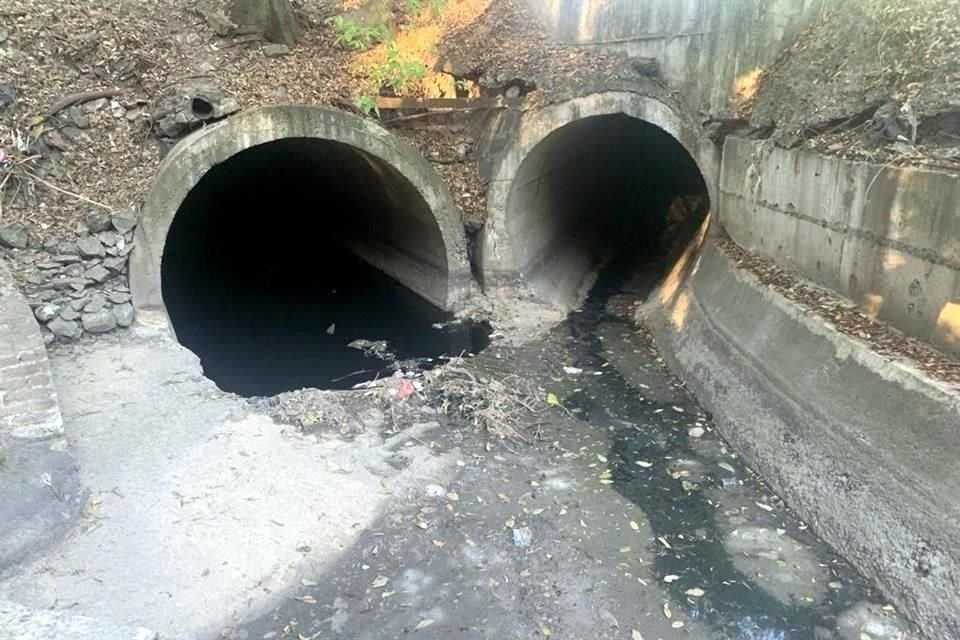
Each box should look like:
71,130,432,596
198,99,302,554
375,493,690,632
234,270,912,640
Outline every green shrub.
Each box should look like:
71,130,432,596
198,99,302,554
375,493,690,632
326,16,389,50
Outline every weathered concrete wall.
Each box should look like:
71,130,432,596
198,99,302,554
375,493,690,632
524,0,825,116
720,137,960,356
131,106,472,318
645,239,960,640
0,261,62,439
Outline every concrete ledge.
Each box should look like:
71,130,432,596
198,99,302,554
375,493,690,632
644,240,960,639
0,262,62,440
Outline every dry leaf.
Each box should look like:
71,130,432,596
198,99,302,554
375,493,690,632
294,595,316,604
685,587,705,597
415,619,434,630
371,575,389,588
631,631,644,640
663,602,672,619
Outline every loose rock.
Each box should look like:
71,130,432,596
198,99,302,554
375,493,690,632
34,304,60,322
82,309,117,334
837,602,910,640
85,265,112,284
84,210,113,233
0,224,29,249
84,294,107,313
48,317,81,338
112,303,135,327
111,212,138,234
76,236,105,258
263,44,290,57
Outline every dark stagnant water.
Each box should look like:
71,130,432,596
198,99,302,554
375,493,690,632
548,257,888,639
168,243,490,397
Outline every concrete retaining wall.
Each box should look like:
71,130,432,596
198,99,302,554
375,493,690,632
523,0,825,115
644,239,960,640
131,105,472,317
720,136,960,357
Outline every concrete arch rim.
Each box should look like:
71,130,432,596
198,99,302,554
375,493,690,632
482,91,710,282
130,105,472,320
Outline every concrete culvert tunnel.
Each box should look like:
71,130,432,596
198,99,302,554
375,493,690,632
504,113,710,307
134,107,482,397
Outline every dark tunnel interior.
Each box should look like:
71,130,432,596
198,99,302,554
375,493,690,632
502,114,710,307
161,138,489,397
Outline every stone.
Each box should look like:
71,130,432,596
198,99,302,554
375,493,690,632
67,106,90,129
34,304,60,322
112,303,135,327
42,237,59,252
47,317,80,338
111,211,138,233
107,291,132,304
82,309,117,334
98,231,120,247
837,602,911,640
0,83,16,111
84,97,108,113
85,265,112,284
55,242,78,256
104,256,128,272
263,43,290,57
84,294,107,313
84,210,113,233
59,307,80,321
69,298,88,311
76,235,105,258
0,223,29,249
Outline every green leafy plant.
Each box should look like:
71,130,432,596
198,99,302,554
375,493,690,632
404,0,446,18
326,16,389,50
368,43,428,94
356,95,380,117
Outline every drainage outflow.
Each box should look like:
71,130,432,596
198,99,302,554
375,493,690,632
491,112,709,308
161,136,487,396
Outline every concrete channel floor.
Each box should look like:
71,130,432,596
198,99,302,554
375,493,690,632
0,300,914,640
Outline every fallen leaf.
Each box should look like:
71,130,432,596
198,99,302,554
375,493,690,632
415,619,434,630
663,602,673,619
294,595,316,604
685,587,705,597
658,536,672,549
663,575,679,583
432,539,445,548
631,631,644,640
756,502,774,512
371,575,389,588
629,521,640,531
546,393,561,407
672,621,685,629
540,626,553,637
635,461,653,468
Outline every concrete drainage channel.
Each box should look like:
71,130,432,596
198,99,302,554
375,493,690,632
1,98,955,639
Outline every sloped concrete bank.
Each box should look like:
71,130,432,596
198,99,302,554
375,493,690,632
643,239,960,639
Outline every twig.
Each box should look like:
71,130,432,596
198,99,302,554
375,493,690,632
20,170,110,209
46,89,123,117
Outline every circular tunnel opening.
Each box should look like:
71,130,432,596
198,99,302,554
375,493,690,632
161,137,489,397
505,114,710,307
